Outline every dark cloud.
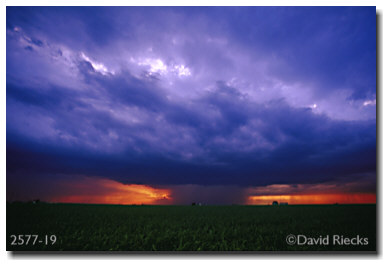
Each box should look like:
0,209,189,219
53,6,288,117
6,7,376,202
6,66,376,187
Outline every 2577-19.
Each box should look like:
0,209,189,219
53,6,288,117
10,235,57,246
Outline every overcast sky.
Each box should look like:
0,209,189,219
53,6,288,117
6,7,376,204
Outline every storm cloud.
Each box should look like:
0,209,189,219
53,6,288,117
6,7,376,203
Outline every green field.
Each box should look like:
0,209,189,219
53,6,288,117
6,203,376,252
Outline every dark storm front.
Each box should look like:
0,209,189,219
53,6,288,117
6,6,377,253
7,203,376,251
7,7,376,205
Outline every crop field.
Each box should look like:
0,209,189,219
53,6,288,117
6,203,376,252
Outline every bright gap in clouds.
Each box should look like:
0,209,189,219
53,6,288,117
80,52,114,75
49,178,172,205
135,57,191,77
247,194,376,205
174,64,191,76
363,99,376,106
138,58,168,73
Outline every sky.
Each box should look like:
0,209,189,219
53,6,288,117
6,6,376,205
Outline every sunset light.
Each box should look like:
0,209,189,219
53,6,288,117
49,178,172,205
247,193,376,205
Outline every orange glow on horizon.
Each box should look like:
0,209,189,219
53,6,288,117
50,178,172,205
247,193,376,205
44,178,376,205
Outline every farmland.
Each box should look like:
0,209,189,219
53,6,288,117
6,203,376,252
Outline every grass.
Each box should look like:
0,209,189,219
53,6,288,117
6,203,376,251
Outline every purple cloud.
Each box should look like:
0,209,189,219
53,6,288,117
6,7,376,203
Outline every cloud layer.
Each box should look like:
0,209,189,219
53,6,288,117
6,7,376,203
